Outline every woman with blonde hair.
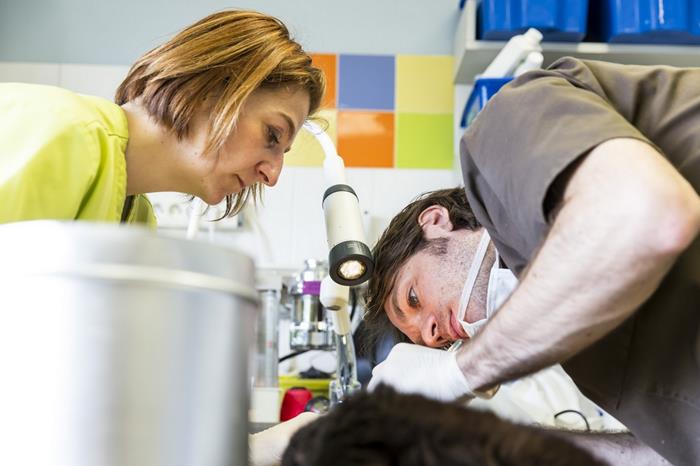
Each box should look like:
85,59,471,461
0,10,324,225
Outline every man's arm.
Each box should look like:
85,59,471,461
552,431,672,466
458,137,700,387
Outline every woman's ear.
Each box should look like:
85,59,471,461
418,205,454,239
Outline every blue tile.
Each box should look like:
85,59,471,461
338,54,395,110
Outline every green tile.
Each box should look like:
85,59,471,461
396,113,453,169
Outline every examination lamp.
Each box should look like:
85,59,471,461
304,121,374,287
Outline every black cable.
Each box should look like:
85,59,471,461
349,287,358,322
278,349,310,363
553,409,591,432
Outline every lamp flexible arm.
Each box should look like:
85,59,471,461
319,276,358,403
304,120,346,187
305,121,363,403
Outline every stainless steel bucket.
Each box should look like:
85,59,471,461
0,221,258,466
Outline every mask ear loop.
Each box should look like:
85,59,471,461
457,230,491,321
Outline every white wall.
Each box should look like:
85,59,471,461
0,1,460,64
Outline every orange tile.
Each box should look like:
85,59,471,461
310,53,337,109
337,111,394,168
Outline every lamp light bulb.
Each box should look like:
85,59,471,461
338,260,366,281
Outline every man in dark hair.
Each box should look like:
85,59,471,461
282,386,606,466
365,57,700,466
364,187,482,349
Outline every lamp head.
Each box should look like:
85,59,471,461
328,240,373,286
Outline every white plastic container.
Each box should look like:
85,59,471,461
480,28,543,78
513,50,545,77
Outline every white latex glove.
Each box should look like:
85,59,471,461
249,412,320,466
368,342,474,402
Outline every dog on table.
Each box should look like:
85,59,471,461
281,385,605,466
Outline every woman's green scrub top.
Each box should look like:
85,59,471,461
0,83,156,226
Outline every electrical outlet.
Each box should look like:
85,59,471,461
147,192,243,231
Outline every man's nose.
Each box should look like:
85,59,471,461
420,313,445,348
257,157,283,187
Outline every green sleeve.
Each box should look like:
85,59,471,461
0,122,99,223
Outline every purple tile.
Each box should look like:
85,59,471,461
338,54,395,110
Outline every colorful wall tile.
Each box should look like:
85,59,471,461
396,55,453,114
337,111,394,168
396,113,453,169
293,53,454,169
286,109,337,167
338,54,395,110
310,53,337,109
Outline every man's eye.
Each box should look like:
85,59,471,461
408,287,419,307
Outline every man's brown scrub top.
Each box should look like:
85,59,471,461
460,57,700,466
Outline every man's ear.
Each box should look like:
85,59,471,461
418,205,454,239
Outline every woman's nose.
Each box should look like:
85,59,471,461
257,157,283,187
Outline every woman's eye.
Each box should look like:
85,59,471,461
408,287,419,307
267,127,280,147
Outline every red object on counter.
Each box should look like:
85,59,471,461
280,387,313,421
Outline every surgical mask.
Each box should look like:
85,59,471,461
457,231,518,338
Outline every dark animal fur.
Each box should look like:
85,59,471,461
282,385,605,466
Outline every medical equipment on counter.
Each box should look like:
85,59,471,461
0,221,258,466
280,261,361,407
480,28,543,78
284,259,335,350
280,258,362,405
255,260,336,423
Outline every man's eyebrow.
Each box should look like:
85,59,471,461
390,288,405,322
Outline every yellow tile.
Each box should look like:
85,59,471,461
396,55,454,114
285,109,338,167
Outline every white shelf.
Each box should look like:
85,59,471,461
453,1,700,83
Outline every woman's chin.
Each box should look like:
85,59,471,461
201,185,243,205
200,192,225,205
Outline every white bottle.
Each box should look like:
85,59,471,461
513,51,544,77
480,28,543,78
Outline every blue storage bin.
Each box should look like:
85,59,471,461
590,0,700,44
478,0,589,42
460,78,513,128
